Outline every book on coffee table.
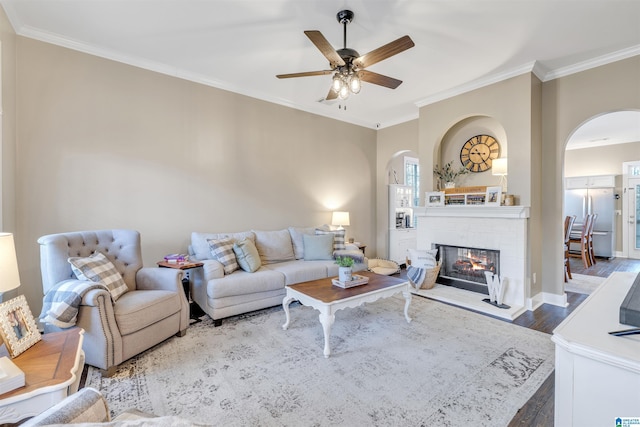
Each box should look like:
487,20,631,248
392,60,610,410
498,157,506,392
0,356,25,395
332,274,370,289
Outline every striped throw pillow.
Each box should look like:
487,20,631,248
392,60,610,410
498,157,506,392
207,238,239,274
68,252,129,301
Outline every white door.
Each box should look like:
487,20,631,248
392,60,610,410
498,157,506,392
628,177,640,259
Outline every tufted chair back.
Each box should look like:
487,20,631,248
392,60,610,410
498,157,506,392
38,229,143,295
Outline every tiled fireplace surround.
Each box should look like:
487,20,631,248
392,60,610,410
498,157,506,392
415,206,530,320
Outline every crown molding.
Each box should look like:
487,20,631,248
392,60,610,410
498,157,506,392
541,44,640,81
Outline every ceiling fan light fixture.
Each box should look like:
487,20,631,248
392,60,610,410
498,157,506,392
338,84,350,100
349,73,361,94
332,74,343,92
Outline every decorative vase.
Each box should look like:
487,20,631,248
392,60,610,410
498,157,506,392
338,266,353,282
444,182,455,189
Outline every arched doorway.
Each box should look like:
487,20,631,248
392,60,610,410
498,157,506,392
564,110,640,261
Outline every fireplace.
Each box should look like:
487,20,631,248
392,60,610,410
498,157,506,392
415,206,531,320
435,244,500,295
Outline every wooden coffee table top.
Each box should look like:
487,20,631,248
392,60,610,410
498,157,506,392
287,271,408,303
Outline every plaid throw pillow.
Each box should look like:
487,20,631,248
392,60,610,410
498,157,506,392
68,252,129,301
207,238,239,274
315,229,346,251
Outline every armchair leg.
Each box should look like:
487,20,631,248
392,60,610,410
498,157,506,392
102,366,118,377
176,329,187,337
214,319,222,327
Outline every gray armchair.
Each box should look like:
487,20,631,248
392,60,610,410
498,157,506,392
38,229,189,376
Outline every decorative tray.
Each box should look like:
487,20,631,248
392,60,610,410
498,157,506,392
332,274,370,289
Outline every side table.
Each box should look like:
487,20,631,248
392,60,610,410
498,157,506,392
0,328,85,424
158,261,205,323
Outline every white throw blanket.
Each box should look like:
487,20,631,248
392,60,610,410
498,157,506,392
40,279,109,328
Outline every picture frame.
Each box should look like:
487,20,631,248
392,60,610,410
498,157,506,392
0,295,41,358
426,191,445,207
485,186,502,206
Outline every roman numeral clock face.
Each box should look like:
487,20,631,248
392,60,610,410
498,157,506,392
460,135,501,173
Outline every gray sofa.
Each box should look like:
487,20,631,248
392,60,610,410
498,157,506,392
190,226,367,325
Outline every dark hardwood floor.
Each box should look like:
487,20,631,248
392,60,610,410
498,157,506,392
402,256,640,426
509,256,640,427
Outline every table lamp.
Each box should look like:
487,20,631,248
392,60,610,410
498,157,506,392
492,158,508,192
0,233,21,303
331,211,350,230
0,233,24,384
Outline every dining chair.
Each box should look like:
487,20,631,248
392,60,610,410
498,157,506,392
563,215,576,282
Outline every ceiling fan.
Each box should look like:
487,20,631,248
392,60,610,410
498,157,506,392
276,10,415,101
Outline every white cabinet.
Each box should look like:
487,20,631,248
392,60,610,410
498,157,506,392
389,228,417,265
552,272,640,426
388,185,416,264
566,175,615,189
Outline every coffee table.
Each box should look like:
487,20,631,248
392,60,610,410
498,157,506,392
282,271,412,357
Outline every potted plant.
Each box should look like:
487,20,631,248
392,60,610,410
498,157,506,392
335,256,355,282
433,161,469,189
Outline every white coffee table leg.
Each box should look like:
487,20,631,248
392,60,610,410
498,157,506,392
402,289,412,323
318,309,335,358
282,295,296,330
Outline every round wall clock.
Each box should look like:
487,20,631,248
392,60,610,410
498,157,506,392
459,135,501,173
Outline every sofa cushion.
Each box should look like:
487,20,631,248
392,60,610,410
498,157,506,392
265,260,330,285
303,234,334,261
114,289,181,336
233,238,261,273
206,268,285,299
315,228,346,251
68,252,128,301
191,231,255,261
207,238,239,274
288,226,316,259
252,229,295,264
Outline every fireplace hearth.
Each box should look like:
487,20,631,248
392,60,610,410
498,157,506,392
435,244,500,295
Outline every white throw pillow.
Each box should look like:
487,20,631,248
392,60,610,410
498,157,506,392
68,252,129,300
252,229,295,264
408,248,438,269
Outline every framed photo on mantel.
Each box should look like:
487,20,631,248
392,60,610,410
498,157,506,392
485,186,502,207
425,191,445,207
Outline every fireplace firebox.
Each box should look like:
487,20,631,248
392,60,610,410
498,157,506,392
434,244,500,295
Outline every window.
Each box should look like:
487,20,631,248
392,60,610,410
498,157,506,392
404,156,420,207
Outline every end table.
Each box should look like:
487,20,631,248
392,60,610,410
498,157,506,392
158,261,205,323
0,328,85,424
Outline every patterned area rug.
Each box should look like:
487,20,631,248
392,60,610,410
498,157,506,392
85,295,554,426
565,273,606,294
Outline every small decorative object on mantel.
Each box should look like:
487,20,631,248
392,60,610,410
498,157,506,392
483,272,510,309
433,161,469,190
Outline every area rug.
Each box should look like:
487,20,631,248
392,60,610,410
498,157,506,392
565,273,606,294
85,295,554,426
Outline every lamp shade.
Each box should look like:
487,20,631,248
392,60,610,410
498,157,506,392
0,233,21,293
492,158,508,176
331,211,350,228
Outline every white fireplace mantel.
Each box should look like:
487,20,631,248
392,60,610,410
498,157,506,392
414,205,531,320
416,206,530,219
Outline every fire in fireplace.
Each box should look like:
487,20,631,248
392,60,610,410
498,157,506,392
434,244,500,295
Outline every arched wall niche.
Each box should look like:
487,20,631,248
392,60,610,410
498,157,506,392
433,115,508,190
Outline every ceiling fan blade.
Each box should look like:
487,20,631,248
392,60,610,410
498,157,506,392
276,70,333,79
353,35,415,69
304,30,346,68
358,70,403,89
326,88,338,100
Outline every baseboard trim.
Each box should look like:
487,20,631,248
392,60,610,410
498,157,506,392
542,291,569,308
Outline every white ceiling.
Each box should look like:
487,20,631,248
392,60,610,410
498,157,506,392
2,0,640,145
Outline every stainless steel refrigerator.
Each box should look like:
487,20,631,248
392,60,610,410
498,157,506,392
564,188,616,258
